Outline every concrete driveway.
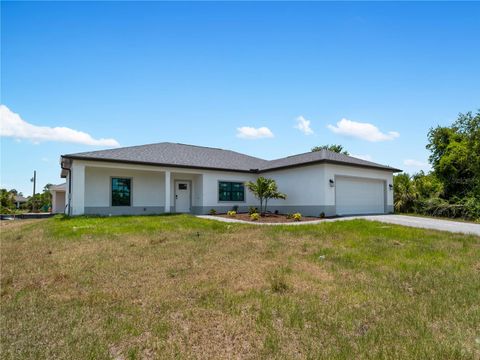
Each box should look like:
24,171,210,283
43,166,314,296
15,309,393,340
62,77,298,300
197,214,480,236
349,215,480,236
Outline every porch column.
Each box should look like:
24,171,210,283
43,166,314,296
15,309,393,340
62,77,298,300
51,190,57,214
165,170,171,213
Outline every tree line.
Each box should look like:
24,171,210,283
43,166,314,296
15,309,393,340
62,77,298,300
394,110,479,220
0,185,53,214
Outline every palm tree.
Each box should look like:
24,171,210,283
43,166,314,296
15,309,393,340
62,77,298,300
394,173,419,213
246,177,286,215
263,180,286,215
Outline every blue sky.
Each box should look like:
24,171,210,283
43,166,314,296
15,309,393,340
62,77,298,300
1,1,479,195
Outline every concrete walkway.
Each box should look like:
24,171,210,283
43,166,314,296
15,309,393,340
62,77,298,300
196,214,480,236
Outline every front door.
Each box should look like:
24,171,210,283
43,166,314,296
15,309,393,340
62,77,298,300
175,181,191,213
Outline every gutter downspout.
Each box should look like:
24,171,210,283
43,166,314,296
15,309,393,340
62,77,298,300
61,157,72,216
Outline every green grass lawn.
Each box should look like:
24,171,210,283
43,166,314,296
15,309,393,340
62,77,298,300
1,215,479,359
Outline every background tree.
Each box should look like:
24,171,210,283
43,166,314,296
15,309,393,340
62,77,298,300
392,110,479,220
427,110,480,198
26,184,53,212
0,189,15,212
246,177,286,215
311,144,349,155
411,171,443,199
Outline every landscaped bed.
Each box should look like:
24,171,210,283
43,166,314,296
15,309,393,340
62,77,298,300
217,212,322,223
1,215,479,359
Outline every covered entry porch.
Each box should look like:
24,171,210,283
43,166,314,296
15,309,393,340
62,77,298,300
68,161,204,216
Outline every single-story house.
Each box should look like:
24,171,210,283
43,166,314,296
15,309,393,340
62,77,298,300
14,195,28,209
59,142,401,217
48,183,66,214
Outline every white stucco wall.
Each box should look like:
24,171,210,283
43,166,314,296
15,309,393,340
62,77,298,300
71,163,85,215
70,160,257,213
67,158,395,215
84,166,165,207
259,163,394,215
201,171,258,207
262,164,326,207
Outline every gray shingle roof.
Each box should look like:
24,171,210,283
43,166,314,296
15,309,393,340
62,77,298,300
63,143,269,172
14,195,28,202
263,149,401,172
62,142,401,173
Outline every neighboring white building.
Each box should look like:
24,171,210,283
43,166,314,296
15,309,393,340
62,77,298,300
48,183,66,214
59,142,401,217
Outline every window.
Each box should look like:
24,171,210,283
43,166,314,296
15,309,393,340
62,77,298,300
219,181,245,202
112,178,131,206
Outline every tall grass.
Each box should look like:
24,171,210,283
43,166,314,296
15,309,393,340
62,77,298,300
1,215,479,359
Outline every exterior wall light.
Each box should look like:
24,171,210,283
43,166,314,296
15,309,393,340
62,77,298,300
389,184,393,190
329,179,335,187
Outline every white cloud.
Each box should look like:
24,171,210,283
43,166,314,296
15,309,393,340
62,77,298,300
294,115,314,135
351,154,373,161
327,118,400,142
236,126,274,139
403,159,429,168
0,105,120,147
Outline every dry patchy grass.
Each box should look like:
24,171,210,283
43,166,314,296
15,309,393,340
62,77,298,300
1,215,479,359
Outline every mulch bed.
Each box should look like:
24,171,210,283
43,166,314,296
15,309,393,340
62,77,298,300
217,213,323,223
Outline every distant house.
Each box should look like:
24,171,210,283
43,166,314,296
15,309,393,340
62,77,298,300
59,142,401,217
48,183,66,214
14,195,28,209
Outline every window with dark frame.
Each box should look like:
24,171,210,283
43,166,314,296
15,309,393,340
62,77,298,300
112,178,131,206
218,181,245,201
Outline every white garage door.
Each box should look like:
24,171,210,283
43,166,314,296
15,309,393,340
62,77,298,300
336,177,385,215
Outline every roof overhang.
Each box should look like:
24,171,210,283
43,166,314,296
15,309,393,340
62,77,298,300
48,183,67,192
61,155,402,174
60,155,259,174
262,159,402,173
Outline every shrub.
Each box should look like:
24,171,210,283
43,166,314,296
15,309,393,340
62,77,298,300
286,213,293,219
232,205,239,212
293,213,302,221
274,210,279,215
461,196,480,220
415,196,480,221
319,212,325,218
248,206,258,215
227,210,237,217
209,209,217,215
250,212,260,221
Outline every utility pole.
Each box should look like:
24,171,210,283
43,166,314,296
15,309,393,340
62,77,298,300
31,170,36,212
